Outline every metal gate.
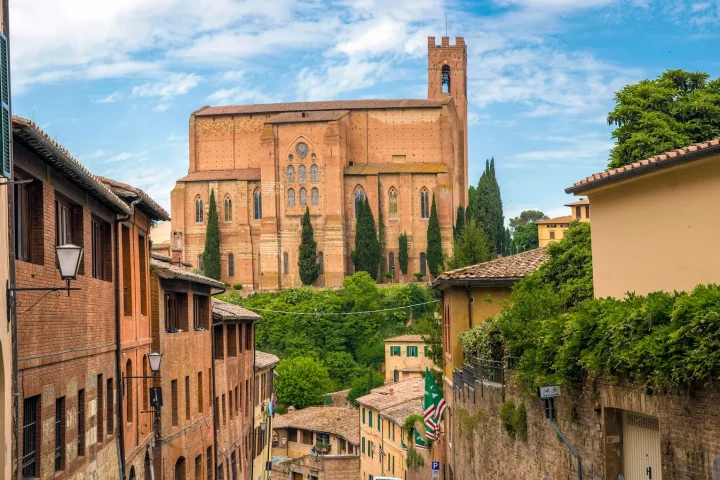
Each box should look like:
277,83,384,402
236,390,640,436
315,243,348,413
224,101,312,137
622,411,662,480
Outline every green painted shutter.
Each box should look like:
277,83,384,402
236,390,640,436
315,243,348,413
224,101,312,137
362,437,365,453
424,345,429,356
362,408,365,424
0,33,9,179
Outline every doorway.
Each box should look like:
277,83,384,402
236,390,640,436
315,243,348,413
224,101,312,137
622,411,661,480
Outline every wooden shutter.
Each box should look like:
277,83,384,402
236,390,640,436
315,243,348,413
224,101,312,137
0,33,9,179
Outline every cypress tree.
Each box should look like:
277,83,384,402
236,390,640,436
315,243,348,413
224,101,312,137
454,206,465,240
351,198,381,278
426,193,443,277
298,207,320,285
398,233,409,275
203,189,221,280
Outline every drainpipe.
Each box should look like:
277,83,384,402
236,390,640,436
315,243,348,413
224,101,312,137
465,284,473,329
115,197,142,479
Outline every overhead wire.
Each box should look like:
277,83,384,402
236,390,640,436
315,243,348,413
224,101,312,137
237,299,440,316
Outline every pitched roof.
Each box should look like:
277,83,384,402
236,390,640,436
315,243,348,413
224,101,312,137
265,110,349,124
151,252,192,267
272,406,359,444
194,99,448,117
12,116,130,215
384,334,424,343
97,176,170,221
564,198,589,207
344,163,448,175
255,350,280,370
566,138,720,194
381,399,424,426
177,169,261,183
150,258,225,290
212,298,261,321
355,377,424,412
535,215,572,225
432,247,548,288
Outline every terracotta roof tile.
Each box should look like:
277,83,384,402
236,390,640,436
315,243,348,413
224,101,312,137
432,247,548,288
255,350,280,370
567,138,720,193
195,99,448,116
212,298,261,321
265,110,349,124
384,334,424,343
177,169,261,182
272,406,359,445
535,215,572,225
97,176,170,221
344,163,447,175
563,198,589,207
150,258,225,290
381,399,424,426
356,377,424,411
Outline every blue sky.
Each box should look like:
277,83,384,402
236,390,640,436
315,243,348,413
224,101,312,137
9,0,720,221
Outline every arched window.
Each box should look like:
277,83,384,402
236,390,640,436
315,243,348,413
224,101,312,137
311,165,319,183
228,254,235,277
286,165,295,184
311,188,319,206
195,197,203,224
299,188,307,207
388,187,398,219
420,252,427,276
420,188,430,219
318,252,324,274
283,252,289,275
129,467,136,480
253,189,262,220
299,165,307,184
224,196,232,222
442,65,451,94
287,189,295,208
388,252,395,274
354,187,365,218
174,457,186,480
126,359,133,422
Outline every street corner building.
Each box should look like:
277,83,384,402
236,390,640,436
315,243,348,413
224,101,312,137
170,36,470,290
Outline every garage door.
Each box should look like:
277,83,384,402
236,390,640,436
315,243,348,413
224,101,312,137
622,411,662,480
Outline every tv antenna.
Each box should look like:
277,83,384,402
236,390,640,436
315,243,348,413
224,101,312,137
445,13,448,36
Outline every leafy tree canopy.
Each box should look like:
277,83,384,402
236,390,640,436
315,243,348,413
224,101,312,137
347,368,385,406
509,210,547,231
275,356,332,409
352,198,381,279
323,352,361,390
510,222,539,254
448,221,493,270
607,69,720,168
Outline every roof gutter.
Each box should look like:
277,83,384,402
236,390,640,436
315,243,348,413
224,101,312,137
431,277,523,290
566,143,720,194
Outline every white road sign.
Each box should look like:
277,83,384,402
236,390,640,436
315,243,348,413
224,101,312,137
538,385,562,398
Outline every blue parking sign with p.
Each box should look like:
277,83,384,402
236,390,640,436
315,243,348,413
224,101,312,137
432,461,440,470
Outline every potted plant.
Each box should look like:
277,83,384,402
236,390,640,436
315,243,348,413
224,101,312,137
315,441,331,454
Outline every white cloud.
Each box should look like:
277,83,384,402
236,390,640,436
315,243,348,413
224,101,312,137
94,91,123,104
103,151,148,163
495,0,616,9
132,72,201,100
206,86,280,106
296,57,390,100
511,136,613,164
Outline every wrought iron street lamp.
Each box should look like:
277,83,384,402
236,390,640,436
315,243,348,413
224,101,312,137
7,244,84,318
123,352,163,396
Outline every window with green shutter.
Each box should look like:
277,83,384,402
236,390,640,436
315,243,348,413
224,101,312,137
362,408,365,424
390,346,401,356
0,33,10,179
362,437,365,454
369,411,373,428
424,345,429,356
407,346,418,357
377,417,381,432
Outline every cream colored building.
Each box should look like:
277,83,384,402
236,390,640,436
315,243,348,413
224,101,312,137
357,377,432,480
566,138,720,298
384,334,434,383
150,220,172,257
253,351,279,480
536,197,590,247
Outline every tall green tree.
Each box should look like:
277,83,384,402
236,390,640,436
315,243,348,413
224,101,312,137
347,368,385,406
607,69,720,168
352,198,381,278
448,221,492,269
426,193,443,277
275,356,331,409
398,233,409,275
298,207,320,285
510,222,540,253
202,189,221,280
468,158,505,255
509,211,548,231
503,227,512,256
454,206,465,240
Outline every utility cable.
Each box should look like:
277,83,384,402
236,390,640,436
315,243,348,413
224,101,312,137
237,299,440,316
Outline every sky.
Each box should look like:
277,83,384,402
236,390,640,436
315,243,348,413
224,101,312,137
9,0,720,221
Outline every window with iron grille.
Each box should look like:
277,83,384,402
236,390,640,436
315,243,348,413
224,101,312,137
185,376,191,420
231,452,237,480
206,446,212,480
193,294,208,330
97,374,104,439
22,395,40,479
77,389,85,456
106,379,114,434
171,380,178,426
167,293,180,332
228,253,234,277
92,218,111,281
55,397,66,471
198,372,204,414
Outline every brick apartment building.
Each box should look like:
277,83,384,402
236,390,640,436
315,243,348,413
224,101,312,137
170,36,469,290
211,299,258,480
12,116,129,480
99,178,170,478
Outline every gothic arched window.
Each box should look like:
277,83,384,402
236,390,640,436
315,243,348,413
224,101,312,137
224,196,232,222
311,164,319,183
388,187,398,219
420,188,430,219
253,189,262,220
195,197,203,224
299,165,307,184
388,252,395,275
228,253,234,277
287,189,295,208
354,187,365,218
311,187,319,206
299,188,307,207
442,65,451,94
420,252,427,276
286,165,295,184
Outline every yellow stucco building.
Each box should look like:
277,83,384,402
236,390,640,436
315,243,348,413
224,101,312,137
566,138,720,298
253,351,279,480
536,197,590,247
357,377,431,480
384,334,434,383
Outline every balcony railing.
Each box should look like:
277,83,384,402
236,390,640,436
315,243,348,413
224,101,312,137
453,356,519,389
